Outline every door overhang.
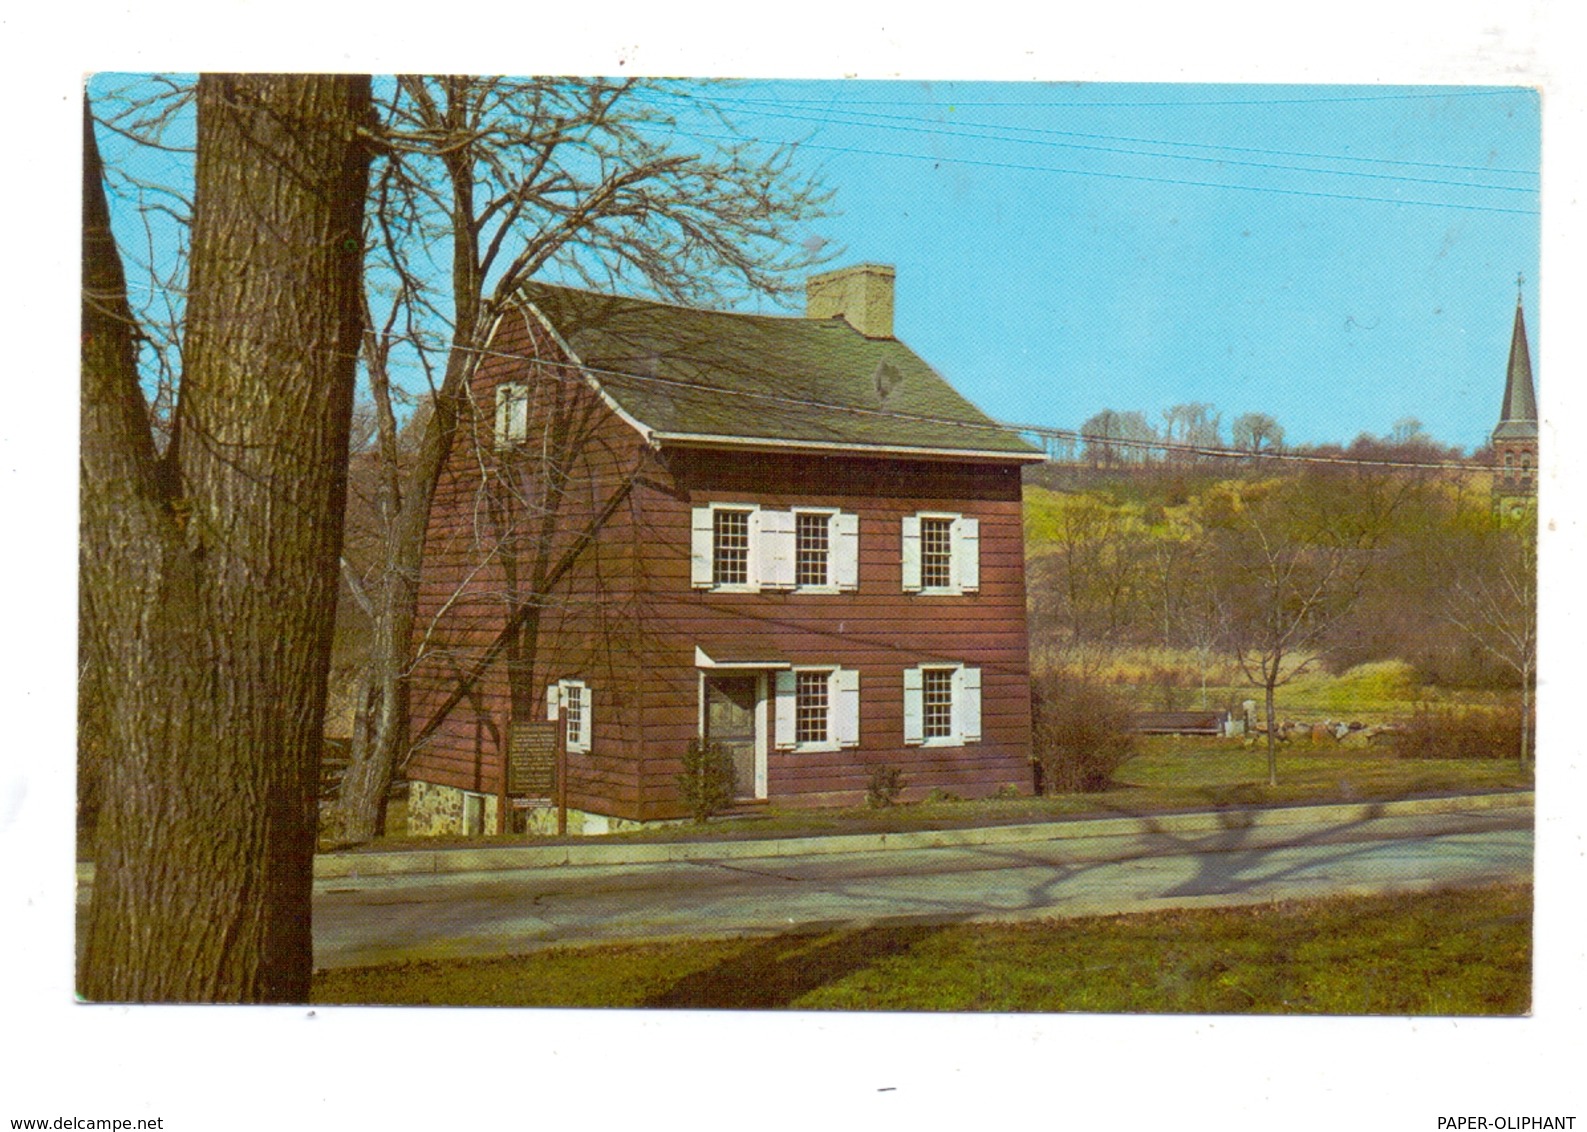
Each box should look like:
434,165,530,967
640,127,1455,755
694,646,790,670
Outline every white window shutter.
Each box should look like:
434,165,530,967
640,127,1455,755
903,666,925,745
546,682,561,721
759,510,796,590
832,512,860,591
901,515,922,592
955,666,982,743
832,668,860,747
773,670,797,750
690,506,713,588
953,516,980,593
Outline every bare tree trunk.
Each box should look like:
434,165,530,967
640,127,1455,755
80,75,371,1002
320,349,471,844
1265,681,1278,787
1520,666,1532,769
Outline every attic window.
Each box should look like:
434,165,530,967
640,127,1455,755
495,383,529,448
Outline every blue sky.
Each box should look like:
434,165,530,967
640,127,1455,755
91,78,1539,454
658,81,1540,452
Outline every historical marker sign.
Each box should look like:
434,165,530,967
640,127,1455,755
507,721,558,797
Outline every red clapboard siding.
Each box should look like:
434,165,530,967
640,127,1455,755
407,309,1036,824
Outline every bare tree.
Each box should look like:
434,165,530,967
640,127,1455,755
1389,416,1425,446
1231,412,1284,456
1081,408,1158,466
1162,401,1221,458
323,77,834,843
80,76,372,1000
1199,470,1409,785
1439,507,1537,764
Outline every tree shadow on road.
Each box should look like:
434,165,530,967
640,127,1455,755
642,918,956,1009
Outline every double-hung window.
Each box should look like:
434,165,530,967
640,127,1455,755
922,668,954,739
773,666,860,751
796,512,831,587
919,517,953,589
691,504,858,592
901,513,979,594
712,508,753,586
795,670,829,744
903,664,981,746
545,678,592,753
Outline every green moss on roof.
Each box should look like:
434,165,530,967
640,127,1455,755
520,282,1039,458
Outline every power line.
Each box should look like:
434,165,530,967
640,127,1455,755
710,94,1537,177
430,329,1493,475
647,92,1538,193
681,127,1539,218
98,300,1511,473
707,88,1528,109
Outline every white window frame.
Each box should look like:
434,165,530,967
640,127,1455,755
901,512,979,595
691,502,762,592
903,663,981,746
773,665,860,752
691,503,858,594
545,678,592,753
494,382,529,448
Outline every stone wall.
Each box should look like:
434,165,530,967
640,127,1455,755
407,779,498,836
409,780,682,837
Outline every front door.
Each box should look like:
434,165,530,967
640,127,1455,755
704,674,763,800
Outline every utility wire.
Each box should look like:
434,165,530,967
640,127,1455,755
433,331,1497,475
104,303,1512,474
680,126,1539,218
711,88,1529,109
646,92,1538,193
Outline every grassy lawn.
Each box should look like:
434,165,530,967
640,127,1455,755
312,882,1531,1014
354,738,1531,852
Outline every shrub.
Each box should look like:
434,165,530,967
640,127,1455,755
676,739,737,823
1031,669,1138,793
1391,702,1532,761
866,765,905,808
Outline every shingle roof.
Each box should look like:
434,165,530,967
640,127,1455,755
520,282,1041,461
1492,299,1539,442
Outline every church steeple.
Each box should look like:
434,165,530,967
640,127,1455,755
1492,277,1538,508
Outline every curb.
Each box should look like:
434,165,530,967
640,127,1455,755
74,792,1533,888
304,791,1534,881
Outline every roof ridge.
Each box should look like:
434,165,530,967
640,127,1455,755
517,278,822,328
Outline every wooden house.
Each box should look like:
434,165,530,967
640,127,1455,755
404,265,1043,835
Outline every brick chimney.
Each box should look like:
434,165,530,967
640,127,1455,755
805,263,895,339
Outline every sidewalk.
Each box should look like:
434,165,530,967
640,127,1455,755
308,790,1534,881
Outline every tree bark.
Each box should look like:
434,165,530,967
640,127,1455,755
80,75,372,1002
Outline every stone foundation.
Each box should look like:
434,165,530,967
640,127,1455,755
406,780,682,837
407,780,498,837
509,803,683,836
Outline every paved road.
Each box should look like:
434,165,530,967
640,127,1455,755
311,806,1532,970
